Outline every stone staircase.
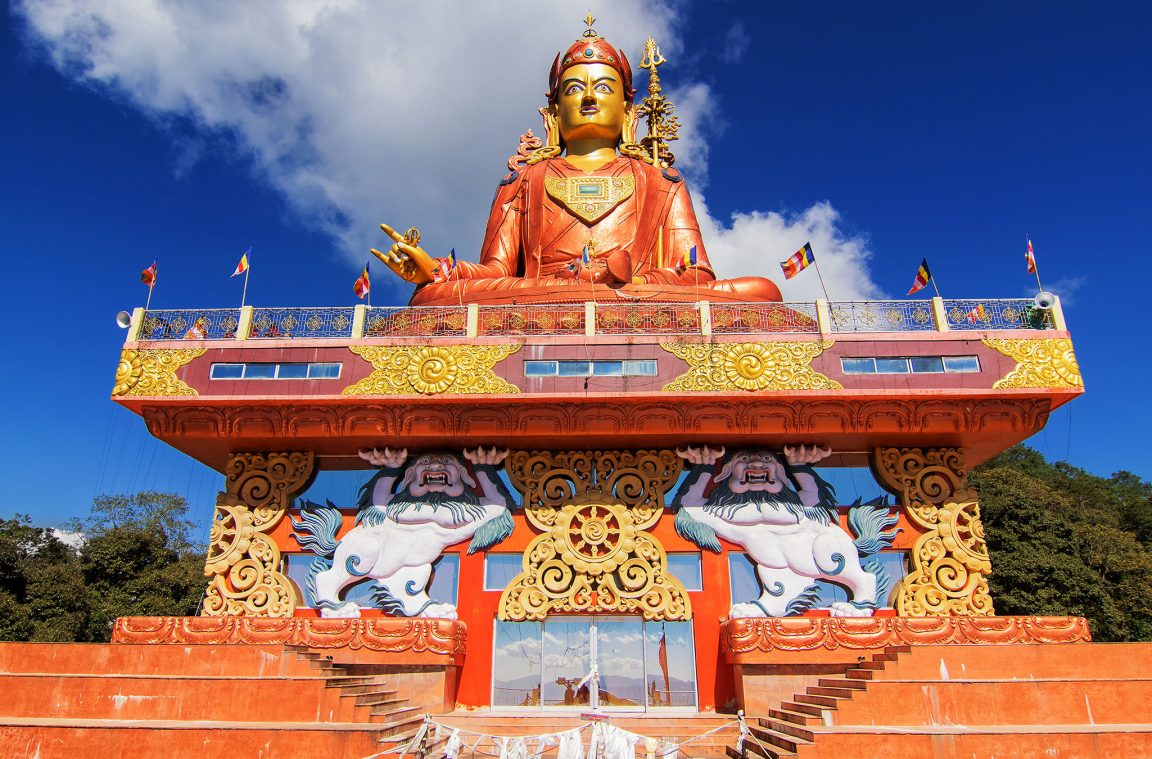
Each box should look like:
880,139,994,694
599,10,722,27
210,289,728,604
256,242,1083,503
0,641,431,758
731,642,1152,758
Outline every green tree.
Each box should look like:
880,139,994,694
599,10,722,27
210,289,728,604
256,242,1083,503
0,515,87,642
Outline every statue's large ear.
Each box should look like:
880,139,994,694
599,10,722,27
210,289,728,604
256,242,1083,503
715,456,735,482
769,456,789,485
457,458,477,489
622,104,638,145
540,106,560,148
399,464,418,493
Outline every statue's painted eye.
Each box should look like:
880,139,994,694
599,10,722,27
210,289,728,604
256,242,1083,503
594,82,611,93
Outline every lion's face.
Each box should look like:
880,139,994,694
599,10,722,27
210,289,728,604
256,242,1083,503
716,450,789,494
401,453,475,497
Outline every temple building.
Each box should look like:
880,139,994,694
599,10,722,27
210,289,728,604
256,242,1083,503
9,18,1151,759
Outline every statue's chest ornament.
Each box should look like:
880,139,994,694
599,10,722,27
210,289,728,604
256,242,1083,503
544,174,635,224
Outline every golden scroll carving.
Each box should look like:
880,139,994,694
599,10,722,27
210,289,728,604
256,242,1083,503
660,341,841,392
343,344,521,396
873,447,994,617
112,348,204,397
984,338,1083,389
202,452,315,617
498,449,691,621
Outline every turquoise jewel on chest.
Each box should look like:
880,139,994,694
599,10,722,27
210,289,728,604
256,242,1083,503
577,183,602,196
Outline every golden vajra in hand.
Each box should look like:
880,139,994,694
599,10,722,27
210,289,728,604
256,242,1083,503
371,224,440,284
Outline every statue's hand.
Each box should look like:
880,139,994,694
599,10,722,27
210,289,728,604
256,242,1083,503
371,224,438,285
677,445,726,466
359,446,408,468
783,444,831,467
463,446,509,467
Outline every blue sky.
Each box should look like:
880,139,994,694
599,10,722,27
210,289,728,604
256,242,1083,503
3,1,1150,530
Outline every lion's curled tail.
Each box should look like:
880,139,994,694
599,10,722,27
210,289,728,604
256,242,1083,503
847,494,900,556
290,499,344,608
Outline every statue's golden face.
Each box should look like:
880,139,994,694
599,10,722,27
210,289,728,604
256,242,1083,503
554,62,630,145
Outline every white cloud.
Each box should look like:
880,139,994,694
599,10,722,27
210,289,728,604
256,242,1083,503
17,0,881,302
720,21,750,64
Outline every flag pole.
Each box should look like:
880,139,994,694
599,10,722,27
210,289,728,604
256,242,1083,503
811,258,833,302
145,281,154,312
930,275,942,300
241,265,249,309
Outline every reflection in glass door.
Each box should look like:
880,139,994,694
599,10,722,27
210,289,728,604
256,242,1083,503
541,618,592,707
493,618,697,711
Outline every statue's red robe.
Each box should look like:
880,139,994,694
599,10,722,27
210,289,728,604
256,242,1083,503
410,155,782,306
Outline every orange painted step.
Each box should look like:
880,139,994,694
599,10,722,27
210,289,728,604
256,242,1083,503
0,720,388,759
868,642,1152,682
0,673,371,723
0,643,314,678
827,678,1152,727
792,725,1152,759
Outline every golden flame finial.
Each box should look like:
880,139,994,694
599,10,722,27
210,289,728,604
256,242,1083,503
582,12,597,38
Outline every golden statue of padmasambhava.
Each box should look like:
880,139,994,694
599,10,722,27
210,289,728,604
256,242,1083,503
372,19,781,306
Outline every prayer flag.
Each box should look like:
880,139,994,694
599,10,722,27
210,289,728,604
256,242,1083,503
1026,239,1037,275
449,248,457,268
230,247,251,278
907,258,932,295
582,243,592,266
966,304,987,323
140,261,157,288
679,245,698,271
779,242,815,280
658,623,671,702
353,263,371,299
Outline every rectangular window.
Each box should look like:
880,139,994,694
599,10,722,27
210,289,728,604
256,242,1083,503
308,363,342,379
210,363,244,379
558,361,592,377
484,553,523,591
910,356,944,373
243,363,277,379
277,363,309,379
524,361,558,377
623,360,658,376
728,554,761,607
667,553,703,592
592,361,623,376
943,356,981,373
841,358,875,374
874,357,910,374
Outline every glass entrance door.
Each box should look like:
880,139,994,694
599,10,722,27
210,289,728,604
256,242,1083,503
493,617,697,711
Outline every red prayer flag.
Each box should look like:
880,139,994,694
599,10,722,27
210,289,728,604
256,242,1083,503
353,263,371,299
1026,239,1037,275
907,258,932,295
140,261,157,288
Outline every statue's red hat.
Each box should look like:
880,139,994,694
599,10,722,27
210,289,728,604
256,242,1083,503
547,33,635,104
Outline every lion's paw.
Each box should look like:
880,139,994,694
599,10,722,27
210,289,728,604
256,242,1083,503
420,603,459,620
319,602,363,619
828,602,874,618
727,602,769,619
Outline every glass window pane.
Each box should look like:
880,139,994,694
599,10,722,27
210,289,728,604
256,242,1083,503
277,363,308,379
210,363,244,379
243,363,276,379
427,554,459,606
875,358,910,373
728,554,760,606
841,358,875,374
308,362,341,379
667,553,703,591
596,619,645,707
524,361,557,377
592,361,623,376
541,619,591,706
623,360,658,376
910,356,944,373
644,621,697,708
943,356,981,373
484,554,523,591
493,621,542,707
558,361,591,376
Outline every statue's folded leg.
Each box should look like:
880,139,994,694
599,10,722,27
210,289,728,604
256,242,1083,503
700,276,783,302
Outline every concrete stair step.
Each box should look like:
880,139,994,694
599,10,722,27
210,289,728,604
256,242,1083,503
780,701,826,718
747,724,807,756
806,686,858,699
758,717,814,742
815,677,866,690
768,708,823,727
794,694,840,709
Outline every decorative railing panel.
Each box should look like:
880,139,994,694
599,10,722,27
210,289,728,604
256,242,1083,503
829,301,936,333
139,309,241,341
365,306,468,337
478,304,586,336
943,299,1053,331
248,307,354,339
595,303,700,335
711,302,819,334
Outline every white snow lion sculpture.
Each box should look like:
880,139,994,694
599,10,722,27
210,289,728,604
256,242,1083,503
291,447,516,619
670,445,898,618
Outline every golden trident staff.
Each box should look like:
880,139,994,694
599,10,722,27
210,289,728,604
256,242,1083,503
637,37,681,168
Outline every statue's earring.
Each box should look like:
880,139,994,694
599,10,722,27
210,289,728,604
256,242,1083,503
526,106,562,165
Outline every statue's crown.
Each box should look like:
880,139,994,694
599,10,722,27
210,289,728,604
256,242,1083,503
547,18,634,103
